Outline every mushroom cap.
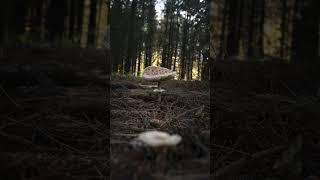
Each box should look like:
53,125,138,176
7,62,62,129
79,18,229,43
142,66,176,81
153,89,166,93
136,130,181,147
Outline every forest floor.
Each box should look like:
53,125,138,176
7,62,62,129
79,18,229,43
110,79,210,179
0,46,109,180
1,46,320,180
212,61,320,180
0,46,211,180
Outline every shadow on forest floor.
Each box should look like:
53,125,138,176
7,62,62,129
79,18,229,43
212,60,320,180
0,46,109,180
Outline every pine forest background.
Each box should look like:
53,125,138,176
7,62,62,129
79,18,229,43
0,0,319,80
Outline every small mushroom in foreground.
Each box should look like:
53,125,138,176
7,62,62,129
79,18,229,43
142,66,176,92
153,88,166,93
149,119,163,128
131,130,182,173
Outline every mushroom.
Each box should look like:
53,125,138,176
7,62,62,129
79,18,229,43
149,119,163,128
142,66,176,92
131,130,182,173
153,88,166,93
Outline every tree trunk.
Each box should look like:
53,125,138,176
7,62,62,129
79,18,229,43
246,0,264,58
291,0,319,62
64,0,72,40
173,10,180,71
257,0,265,57
180,15,189,80
167,9,175,69
110,0,122,73
73,0,80,43
219,0,228,58
95,0,102,46
80,0,91,48
24,7,32,39
95,0,108,48
137,0,146,76
40,0,50,41
106,0,110,76
247,0,255,57
280,0,288,59
144,0,156,68
124,0,137,74
226,0,242,56
161,8,170,68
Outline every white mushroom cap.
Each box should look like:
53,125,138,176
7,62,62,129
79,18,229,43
135,130,181,147
153,89,166,93
142,66,176,81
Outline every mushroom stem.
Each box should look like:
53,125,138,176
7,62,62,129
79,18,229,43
133,131,182,175
155,147,168,174
157,81,163,102
158,93,162,102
